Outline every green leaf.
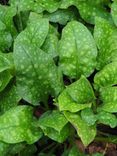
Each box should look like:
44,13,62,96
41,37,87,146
58,76,95,112
94,62,117,88
59,21,97,79
94,17,117,69
9,0,60,13
60,0,76,9
111,1,117,26
0,85,21,113
41,25,59,58
60,0,111,24
97,111,117,128
0,53,14,73
100,86,117,103
76,1,111,24
0,142,11,156
92,153,104,156
0,53,14,92
98,87,117,113
0,5,16,36
35,0,61,13
64,111,96,146
40,124,70,143
68,145,85,156
0,70,13,92
14,44,63,105
44,8,77,25
81,108,97,126
17,144,37,156
9,0,37,12
99,102,117,113
0,106,42,144
15,12,49,47
14,13,63,105
0,30,12,51
38,110,69,142
38,110,68,132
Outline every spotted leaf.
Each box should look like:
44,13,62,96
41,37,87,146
76,1,111,24
97,111,117,128
0,106,42,144
100,86,117,103
14,13,63,105
35,0,61,13
94,62,117,88
81,108,97,126
38,110,69,143
59,21,97,79
58,76,95,112
98,86,117,113
64,111,96,146
41,25,59,58
14,44,63,105
60,0,111,24
9,0,42,13
15,12,49,48
94,17,117,69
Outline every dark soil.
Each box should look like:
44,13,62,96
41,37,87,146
76,139,117,156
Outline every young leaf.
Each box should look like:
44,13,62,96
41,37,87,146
0,106,42,144
94,62,117,88
94,17,117,69
38,110,69,142
58,76,95,112
64,111,96,146
59,21,97,79
97,111,117,128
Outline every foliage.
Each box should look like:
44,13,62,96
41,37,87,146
0,0,116,155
